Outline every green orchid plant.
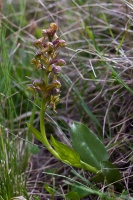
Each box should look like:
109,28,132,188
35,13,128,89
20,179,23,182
27,23,123,191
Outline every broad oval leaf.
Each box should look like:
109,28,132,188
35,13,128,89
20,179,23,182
101,161,121,183
101,161,123,191
50,135,82,168
90,172,104,183
70,122,109,169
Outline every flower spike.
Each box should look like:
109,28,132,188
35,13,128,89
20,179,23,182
29,22,66,111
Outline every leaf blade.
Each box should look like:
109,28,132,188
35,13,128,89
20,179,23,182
101,161,123,191
50,135,82,168
27,123,43,143
70,122,109,169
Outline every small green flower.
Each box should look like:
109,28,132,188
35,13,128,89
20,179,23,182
29,22,66,111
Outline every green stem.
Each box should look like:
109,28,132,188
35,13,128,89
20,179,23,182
80,160,98,174
40,97,60,160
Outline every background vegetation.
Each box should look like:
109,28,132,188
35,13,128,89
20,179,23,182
0,0,133,199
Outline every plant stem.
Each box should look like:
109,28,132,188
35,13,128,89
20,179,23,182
80,161,98,173
40,97,60,159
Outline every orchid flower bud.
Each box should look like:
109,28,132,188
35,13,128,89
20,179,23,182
52,64,61,74
56,59,66,66
52,79,61,88
49,88,60,96
47,42,54,52
50,58,66,66
31,58,42,69
34,37,44,48
42,23,58,41
53,39,66,47
33,79,44,87
50,23,58,31
35,50,42,58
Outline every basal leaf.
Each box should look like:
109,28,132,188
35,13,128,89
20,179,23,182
101,161,121,183
90,172,104,183
50,135,82,168
70,184,92,198
27,123,43,143
101,161,123,191
70,122,109,169
66,191,80,200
